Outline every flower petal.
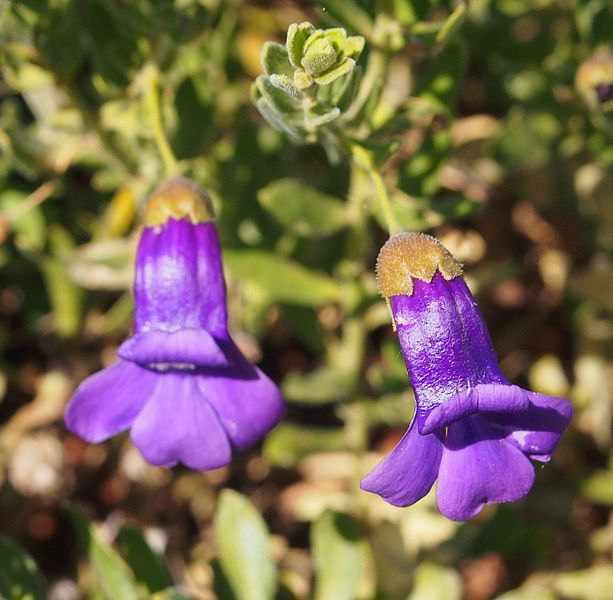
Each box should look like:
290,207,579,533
130,372,232,471
360,420,442,507
199,340,284,449
117,328,230,367
64,361,155,443
421,384,529,435
436,415,535,521
487,392,573,462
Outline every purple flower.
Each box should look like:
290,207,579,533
65,177,284,470
361,233,572,521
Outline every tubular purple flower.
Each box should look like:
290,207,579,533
361,233,572,521
65,177,284,470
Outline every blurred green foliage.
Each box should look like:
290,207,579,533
0,0,612,599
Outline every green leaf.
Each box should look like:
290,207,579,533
282,366,353,404
257,179,347,238
117,525,173,594
0,535,46,600
269,74,299,98
261,42,293,77
416,42,466,114
0,189,47,252
305,106,341,127
66,505,140,600
215,490,277,600
286,22,316,68
263,423,346,468
313,59,356,86
407,562,462,600
553,566,613,600
224,250,340,306
40,226,84,337
150,588,198,600
255,76,299,115
398,128,451,197
312,511,371,600
372,194,484,231
255,98,303,143
435,2,468,49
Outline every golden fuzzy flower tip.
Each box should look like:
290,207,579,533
576,54,613,93
145,176,214,226
376,232,463,297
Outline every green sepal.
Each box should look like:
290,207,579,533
261,41,293,77
287,21,315,68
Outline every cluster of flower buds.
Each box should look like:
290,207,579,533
252,21,364,143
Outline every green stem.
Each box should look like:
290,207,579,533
145,65,179,177
351,144,400,236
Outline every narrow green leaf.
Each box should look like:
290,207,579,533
416,42,466,114
256,76,299,114
269,74,299,98
66,505,140,600
282,366,353,404
371,194,484,231
255,98,303,143
305,106,341,127
0,536,46,600
312,511,370,600
150,588,198,600
0,189,47,252
117,525,173,594
215,490,277,600
257,179,347,238
406,562,462,600
435,2,468,49
313,59,355,86
224,250,340,306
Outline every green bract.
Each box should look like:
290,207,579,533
252,21,364,144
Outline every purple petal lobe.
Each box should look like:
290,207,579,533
360,420,442,507
64,361,155,443
487,392,573,462
117,329,230,367
199,340,284,449
436,415,535,521
421,384,529,435
130,372,232,471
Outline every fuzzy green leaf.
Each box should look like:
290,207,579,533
258,178,347,237
215,490,277,600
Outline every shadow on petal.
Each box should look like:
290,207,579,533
487,392,573,462
436,415,535,521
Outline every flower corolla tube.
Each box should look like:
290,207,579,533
361,232,572,521
65,177,284,470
